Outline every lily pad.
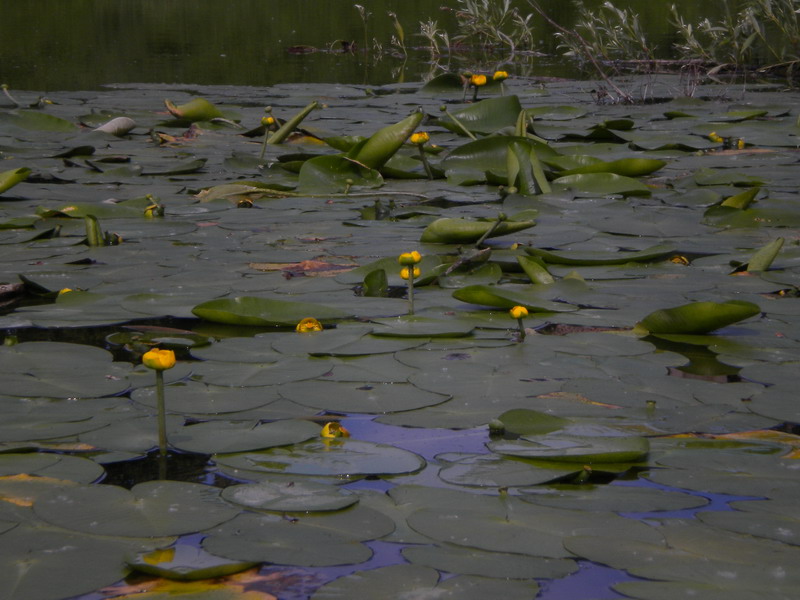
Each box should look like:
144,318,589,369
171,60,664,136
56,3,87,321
214,439,425,477
170,419,321,454
280,380,450,414
221,480,358,512
126,544,256,581
311,564,539,600
33,481,239,537
192,296,350,326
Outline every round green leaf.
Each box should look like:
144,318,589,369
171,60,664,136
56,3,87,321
221,480,358,512
192,296,350,326
279,380,450,413
127,543,256,581
170,419,321,454
34,481,240,537
214,439,425,477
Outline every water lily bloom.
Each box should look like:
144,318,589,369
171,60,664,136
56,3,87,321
400,266,421,280
737,138,745,149
321,422,350,438
58,288,73,295
261,116,275,126
398,251,422,265
708,131,724,143
142,348,176,371
296,317,323,332
510,305,528,319
493,70,508,81
470,74,487,87
510,305,528,341
410,131,430,145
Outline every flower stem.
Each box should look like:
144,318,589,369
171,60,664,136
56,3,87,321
516,318,526,340
155,370,168,457
441,106,476,140
407,277,415,315
417,146,434,180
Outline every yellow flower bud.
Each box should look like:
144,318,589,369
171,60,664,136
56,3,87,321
261,116,275,126
737,138,745,149
58,288,73,295
470,74,487,87
142,348,176,371
400,266,421,280
509,305,528,320
296,317,323,333
493,70,509,81
398,251,422,266
321,422,350,438
708,131,723,143
410,132,430,145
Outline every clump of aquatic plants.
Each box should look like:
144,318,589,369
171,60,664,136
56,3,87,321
537,0,800,83
0,76,799,600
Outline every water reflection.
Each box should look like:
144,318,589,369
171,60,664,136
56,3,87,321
1,0,733,90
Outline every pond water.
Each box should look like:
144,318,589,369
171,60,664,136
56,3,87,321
2,0,741,90
1,2,799,600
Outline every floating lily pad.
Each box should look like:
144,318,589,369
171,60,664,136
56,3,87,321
170,419,321,454
0,342,131,398
192,296,350,326
437,453,582,487
214,439,425,477
311,564,540,600
221,480,358,512
0,453,104,484
34,481,239,537
202,505,393,566
402,544,577,580
127,544,257,581
489,429,650,464
280,380,450,414
0,524,167,600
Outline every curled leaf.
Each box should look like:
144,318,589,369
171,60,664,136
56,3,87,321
0,167,31,195
348,110,424,169
164,98,223,123
421,218,535,244
634,300,761,335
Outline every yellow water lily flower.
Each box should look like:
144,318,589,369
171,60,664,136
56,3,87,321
410,131,430,145
296,317,323,332
510,305,529,319
400,266,421,280
142,348,176,371
398,251,422,265
261,116,275,126
493,70,509,81
737,138,745,149
708,131,724,143
321,422,351,438
470,74,487,87
57,288,73,295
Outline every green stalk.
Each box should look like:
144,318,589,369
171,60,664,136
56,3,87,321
407,276,415,315
516,317,526,340
474,213,506,248
440,106,476,140
417,146,434,179
156,370,168,457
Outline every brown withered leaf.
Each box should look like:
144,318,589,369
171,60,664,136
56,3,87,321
249,259,355,278
96,567,277,599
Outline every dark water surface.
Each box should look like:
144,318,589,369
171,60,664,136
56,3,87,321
2,0,731,90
